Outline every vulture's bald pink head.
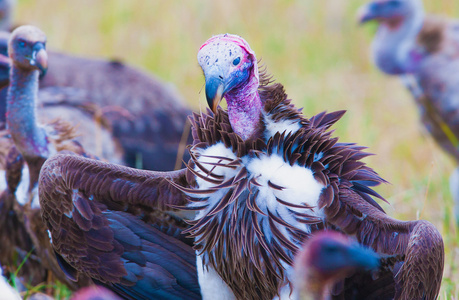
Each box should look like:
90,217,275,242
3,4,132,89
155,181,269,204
358,0,423,29
294,231,380,298
198,34,259,113
197,34,262,140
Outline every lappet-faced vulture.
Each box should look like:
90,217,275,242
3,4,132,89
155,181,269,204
293,231,379,300
359,0,459,221
39,34,444,299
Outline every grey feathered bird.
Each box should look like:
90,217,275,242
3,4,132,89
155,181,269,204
359,0,459,222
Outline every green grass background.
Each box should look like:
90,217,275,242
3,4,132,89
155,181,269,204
13,0,459,298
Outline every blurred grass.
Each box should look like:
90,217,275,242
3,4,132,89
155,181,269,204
14,0,459,298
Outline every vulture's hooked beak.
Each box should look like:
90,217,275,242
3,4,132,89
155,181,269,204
205,74,225,113
346,243,380,270
30,42,47,76
357,2,380,24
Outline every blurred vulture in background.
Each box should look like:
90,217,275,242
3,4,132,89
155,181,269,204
39,34,444,300
0,25,106,289
359,0,459,222
0,23,196,293
0,0,193,292
0,0,192,171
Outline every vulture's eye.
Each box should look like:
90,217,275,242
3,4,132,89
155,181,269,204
18,41,26,48
232,57,241,66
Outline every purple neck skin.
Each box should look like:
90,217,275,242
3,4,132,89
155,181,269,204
224,74,262,141
7,65,50,159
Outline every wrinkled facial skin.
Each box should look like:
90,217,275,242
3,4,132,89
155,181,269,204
197,34,254,112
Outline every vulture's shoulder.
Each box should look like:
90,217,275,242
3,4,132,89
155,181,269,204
418,15,459,55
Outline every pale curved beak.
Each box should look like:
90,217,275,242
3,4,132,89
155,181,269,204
31,42,48,75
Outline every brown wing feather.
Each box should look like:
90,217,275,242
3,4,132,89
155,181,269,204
38,153,200,299
393,220,444,300
40,153,190,212
328,188,444,299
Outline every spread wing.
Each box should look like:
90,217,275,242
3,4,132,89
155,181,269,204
328,188,444,299
38,153,199,299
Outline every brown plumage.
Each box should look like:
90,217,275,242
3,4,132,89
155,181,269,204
39,80,443,300
38,154,200,299
417,16,446,55
38,34,444,299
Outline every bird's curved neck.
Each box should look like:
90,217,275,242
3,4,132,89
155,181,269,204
225,75,262,141
373,11,424,74
7,65,50,159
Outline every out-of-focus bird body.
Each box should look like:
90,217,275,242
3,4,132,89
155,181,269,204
38,52,192,170
360,0,459,220
412,17,459,162
0,46,193,171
